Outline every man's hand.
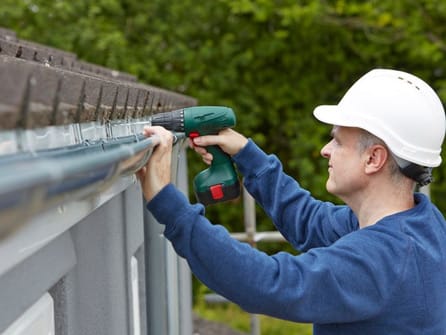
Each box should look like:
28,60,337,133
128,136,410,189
137,126,173,202
191,128,248,165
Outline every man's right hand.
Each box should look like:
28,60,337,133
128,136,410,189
191,128,248,165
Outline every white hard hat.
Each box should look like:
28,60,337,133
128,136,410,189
313,69,446,167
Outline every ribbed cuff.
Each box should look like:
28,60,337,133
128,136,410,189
232,139,272,178
146,183,189,225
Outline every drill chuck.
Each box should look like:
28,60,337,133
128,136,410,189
150,109,185,132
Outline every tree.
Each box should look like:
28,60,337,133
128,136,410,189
2,0,446,239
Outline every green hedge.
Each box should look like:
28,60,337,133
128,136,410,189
2,0,446,243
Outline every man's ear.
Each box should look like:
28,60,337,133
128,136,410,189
364,145,388,175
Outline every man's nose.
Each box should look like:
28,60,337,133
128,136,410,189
320,141,332,159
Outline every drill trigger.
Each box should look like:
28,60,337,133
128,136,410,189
189,131,200,147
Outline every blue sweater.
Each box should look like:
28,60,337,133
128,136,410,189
147,140,446,335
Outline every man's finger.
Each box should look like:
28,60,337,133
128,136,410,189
192,134,221,147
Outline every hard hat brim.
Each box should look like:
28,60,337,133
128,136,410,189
313,105,358,128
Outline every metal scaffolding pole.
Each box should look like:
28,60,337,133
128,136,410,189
243,186,261,335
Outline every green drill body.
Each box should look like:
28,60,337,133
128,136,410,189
150,106,240,205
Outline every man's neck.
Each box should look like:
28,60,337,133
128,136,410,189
344,182,415,229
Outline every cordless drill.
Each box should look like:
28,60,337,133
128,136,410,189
150,106,240,205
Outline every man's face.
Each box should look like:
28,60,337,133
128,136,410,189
320,126,367,199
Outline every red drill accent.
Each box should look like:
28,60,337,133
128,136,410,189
189,131,200,147
210,184,224,200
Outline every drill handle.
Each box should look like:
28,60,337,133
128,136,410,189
206,145,231,165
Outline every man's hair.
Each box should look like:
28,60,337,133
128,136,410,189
356,129,404,181
357,128,433,186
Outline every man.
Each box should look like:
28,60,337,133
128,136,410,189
137,69,446,334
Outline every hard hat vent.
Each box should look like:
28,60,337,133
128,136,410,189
398,76,420,90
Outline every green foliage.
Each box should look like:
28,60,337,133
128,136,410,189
194,303,313,335
3,0,446,256
194,285,312,334
2,0,446,324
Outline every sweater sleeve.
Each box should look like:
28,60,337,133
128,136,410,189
232,140,358,251
146,184,408,324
